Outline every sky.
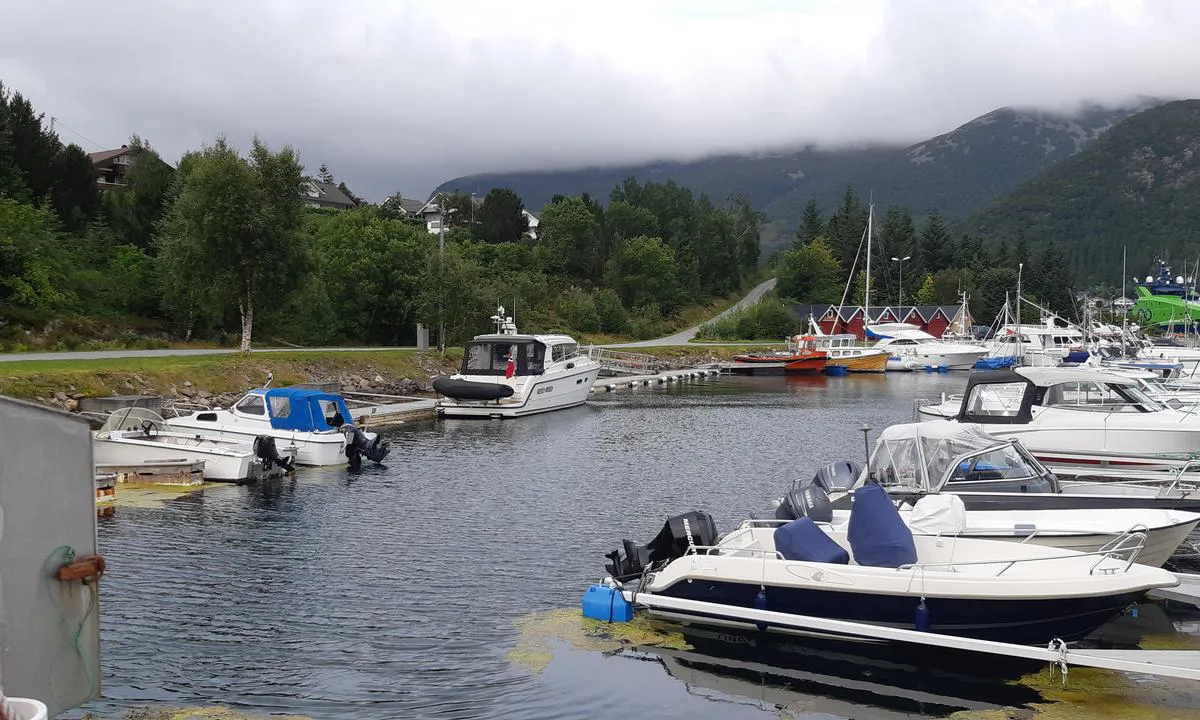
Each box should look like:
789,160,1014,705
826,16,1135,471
2,0,1199,201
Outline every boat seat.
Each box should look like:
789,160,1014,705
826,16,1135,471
773,518,850,565
847,483,918,568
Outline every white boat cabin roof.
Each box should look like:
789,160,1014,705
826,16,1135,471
1013,366,1138,387
469,333,579,346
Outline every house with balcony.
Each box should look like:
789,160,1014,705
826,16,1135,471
87,146,137,190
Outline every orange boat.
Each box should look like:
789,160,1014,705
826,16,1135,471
732,335,827,374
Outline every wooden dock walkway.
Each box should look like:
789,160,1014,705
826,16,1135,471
591,368,721,392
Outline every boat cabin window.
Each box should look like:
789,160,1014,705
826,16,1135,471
462,340,545,376
946,445,1037,484
964,381,1027,417
268,395,291,419
1044,381,1161,413
235,394,267,416
550,343,578,362
318,399,345,427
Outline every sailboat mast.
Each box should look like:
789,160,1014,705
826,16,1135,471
865,199,873,315
1121,246,1128,356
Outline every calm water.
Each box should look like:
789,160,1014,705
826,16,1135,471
82,374,1200,719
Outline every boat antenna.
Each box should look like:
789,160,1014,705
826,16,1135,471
1121,246,1128,357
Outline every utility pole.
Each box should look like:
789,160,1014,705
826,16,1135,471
436,196,457,354
891,255,910,307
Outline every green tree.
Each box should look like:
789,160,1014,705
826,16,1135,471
0,199,70,318
101,136,175,251
540,196,601,279
556,288,600,333
919,212,954,275
824,186,868,274
48,144,100,232
593,287,628,333
796,196,823,248
477,188,529,244
337,181,363,205
728,193,763,278
776,238,842,303
318,163,334,183
913,274,937,305
1031,242,1074,316
159,136,307,353
609,235,679,311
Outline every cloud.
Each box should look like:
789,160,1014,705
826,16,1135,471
1,0,1198,200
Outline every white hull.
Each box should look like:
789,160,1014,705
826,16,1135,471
438,366,599,418
92,433,280,482
886,348,987,371
163,421,348,466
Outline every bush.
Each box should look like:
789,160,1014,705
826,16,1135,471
593,288,628,333
627,303,669,340
557,288,601,333
695,297,797,340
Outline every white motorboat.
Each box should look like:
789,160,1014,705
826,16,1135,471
983,317,1087,367
432,306,601,418
598,486,1177,645
867,323,987,371
168,385,389,468
915,366,1200,465
93,408,296,483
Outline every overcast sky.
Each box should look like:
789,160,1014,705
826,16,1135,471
2,0,1198,201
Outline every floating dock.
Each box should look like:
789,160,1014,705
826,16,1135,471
627,592,1200,682
98,460,205,486
341,392,438,425
591,369,721,392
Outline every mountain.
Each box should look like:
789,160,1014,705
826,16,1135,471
961,99,1200,284
435,99,1160,254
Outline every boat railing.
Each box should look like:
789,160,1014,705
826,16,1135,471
1058,475,1200,497
898,530,1147,577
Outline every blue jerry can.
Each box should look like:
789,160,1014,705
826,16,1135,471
581,584,633,622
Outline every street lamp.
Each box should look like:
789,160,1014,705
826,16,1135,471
437,203,459,354
891,256,911,306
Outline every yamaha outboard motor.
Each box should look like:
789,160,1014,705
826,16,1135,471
342,425,390,470
605,510,718,583
810,461,861,494
253,435,294,473
774,484,833,523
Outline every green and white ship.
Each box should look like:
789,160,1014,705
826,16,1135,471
1132,259,1200,330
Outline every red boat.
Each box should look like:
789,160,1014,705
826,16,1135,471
731,335,827,375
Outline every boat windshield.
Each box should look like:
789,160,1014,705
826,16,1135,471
100,406,176,433
1042,381,1163,413
868,424,1029,491
462,340,545,376
944,443,1040,485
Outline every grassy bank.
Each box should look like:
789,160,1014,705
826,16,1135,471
0,350,460,402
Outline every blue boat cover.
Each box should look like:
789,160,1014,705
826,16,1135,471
974,356,1017,370
864,326,891,340
774,518,850,564
847,484,918,568
1063,350,1090,364
260,387,353,432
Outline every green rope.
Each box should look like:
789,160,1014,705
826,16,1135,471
41,545,100,706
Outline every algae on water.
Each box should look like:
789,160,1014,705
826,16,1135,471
508,608,692,674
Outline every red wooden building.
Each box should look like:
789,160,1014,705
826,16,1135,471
790,304,969,340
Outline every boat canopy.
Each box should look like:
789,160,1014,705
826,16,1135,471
867,422,1043,492
246,387,353,432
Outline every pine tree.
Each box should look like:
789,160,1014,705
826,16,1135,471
796,196,823,248
318,163,334,184
918,212,953,275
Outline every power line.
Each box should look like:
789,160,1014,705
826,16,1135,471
50,116,105,150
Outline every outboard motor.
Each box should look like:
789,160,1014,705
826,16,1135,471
253,435,294,473
774,484,833,523
605,510,718,583
342,425,390,470
810,461,861,494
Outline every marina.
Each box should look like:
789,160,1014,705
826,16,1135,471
66,372,1200,719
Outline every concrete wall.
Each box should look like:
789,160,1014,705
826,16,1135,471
0,397,100,715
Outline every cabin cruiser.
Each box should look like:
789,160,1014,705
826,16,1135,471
866,323,987,371
811,421,1200,514
771,427,1200,566
915,366,1200,466
93,407,296,482
983,318,1087,367
804,320,889,373
599,483,1177,644
432,307,601,418
168,385,388,468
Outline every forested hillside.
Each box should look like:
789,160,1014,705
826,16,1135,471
0,81,761,351
962,100,1200,286
437,101,1156,256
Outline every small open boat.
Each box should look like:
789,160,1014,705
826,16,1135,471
599,484,1177,644
733,335,827,374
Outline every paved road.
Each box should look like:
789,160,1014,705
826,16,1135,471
604,277,778,348
0,346,416,363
